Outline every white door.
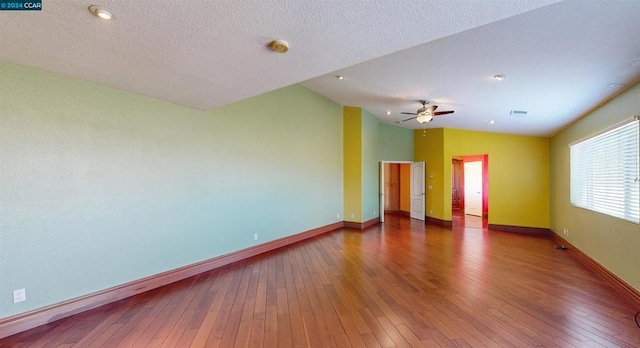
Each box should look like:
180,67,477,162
379,161,385,223
464,161,483,216
410,162,425,221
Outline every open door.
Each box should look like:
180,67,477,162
410,162,425,221
379,161,385,223
464,161,483,216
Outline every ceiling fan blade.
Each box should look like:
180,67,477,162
401,112,418,115
433,110,454,116
398,116,417,123
427,105,438,113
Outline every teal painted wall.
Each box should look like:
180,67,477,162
0,62,343,318
361,110,380,221
378,123,413,161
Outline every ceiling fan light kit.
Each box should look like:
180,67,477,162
399,99,454,124
416,114,433,123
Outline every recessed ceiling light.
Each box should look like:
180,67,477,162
386,111,391,115
337,75,344,80
607,83,626,88
493,75,506,81
489,120,495,124
89,5,112,20
268,40,289,53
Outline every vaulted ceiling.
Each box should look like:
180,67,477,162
2,0,639,136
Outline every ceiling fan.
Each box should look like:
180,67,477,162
398,100,454,123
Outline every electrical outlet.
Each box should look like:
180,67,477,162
566,229,569,236
374,211,377,216
350,213,354,219
337,213,340,219
253,233,258,241
13,288,26,303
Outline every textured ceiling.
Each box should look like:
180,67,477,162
3,1,637,137
304,1,640,136
1,0,557,111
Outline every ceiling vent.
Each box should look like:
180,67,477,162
510,110,528,116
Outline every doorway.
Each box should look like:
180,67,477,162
383,163,408,215
379,161,425,223
464,161,483,216
452,155,488,228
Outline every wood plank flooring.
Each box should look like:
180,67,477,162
1,215,639,347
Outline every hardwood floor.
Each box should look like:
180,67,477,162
451,210,487,229
1,215,638,347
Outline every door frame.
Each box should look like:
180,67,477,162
451,154,489,222
379,160,416,223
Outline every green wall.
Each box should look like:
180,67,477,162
342,110,412,223
550,82,640,292
0,62,344,318
378,123,413,161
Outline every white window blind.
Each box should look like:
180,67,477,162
570,117,639,224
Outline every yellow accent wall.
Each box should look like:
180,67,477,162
416,128,550,228
361,110,380,221
343,107,362,222
414,129,445,219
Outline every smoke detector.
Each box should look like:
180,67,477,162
89,5,113,20
268,40,289,53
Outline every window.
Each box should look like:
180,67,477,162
570,117,639,223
